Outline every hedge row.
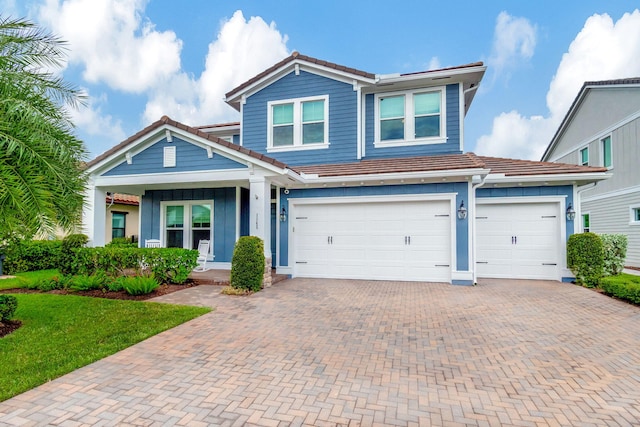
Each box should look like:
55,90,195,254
600,275,640,305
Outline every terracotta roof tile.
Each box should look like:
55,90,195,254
107,193,139,205
478,156,608,176
225,51,375,100
86,116,287,170
291,153,486,177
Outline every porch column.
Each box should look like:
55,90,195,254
82,183,107,247
249,176,272,286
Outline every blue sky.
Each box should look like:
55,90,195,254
4,0,640,160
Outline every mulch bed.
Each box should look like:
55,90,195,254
0,281,201,338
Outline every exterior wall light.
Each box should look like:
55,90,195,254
566,204,576,221
457,201,467,220
280,207,287,222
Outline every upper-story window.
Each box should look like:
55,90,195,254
267,95,329,152
580,147,589,166
601,135,612,168
630,206,640,225
375,87,445,147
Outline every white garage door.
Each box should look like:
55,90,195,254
476,202,560,280
292,199,452,282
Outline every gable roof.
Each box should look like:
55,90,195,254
541,78,640,161
86,115,287,172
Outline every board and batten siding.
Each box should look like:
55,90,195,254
279,182,469,272
363,83,461,160
548,88,640,160
140,188,237,262
582,191,640,268
242,70,358,166
103,136,246,176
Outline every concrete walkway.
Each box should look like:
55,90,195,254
1,278,640,426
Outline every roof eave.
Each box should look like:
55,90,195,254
291,168,491,185
484,171,612,185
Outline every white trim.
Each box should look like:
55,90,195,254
159,200,214,259
582,184,640,202
546,109,640,162
600,134,613,169
276,186,281,267
94,168,253,187
266,95,330,152
235,186,241,241
452,271,473,281
163,146,176,168
287,193,457,282
484,172,610,185
459,82,464,152
476,195,567,205
356,84,362,160
373,87,447,147
629,205,640,226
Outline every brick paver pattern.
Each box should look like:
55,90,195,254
1,278,639,426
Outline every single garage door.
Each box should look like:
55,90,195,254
476,202,560,280
293,199,452,282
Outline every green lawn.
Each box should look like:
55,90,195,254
0,293,210,402
0,269,59,290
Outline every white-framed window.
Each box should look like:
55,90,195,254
580,147,589,166
160,201,213,253
374,87,446,147
630,206,640,225
267,95,329,152
601,135,612,168
582,213,590,232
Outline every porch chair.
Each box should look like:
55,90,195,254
194,239,212,272
144,239,161,248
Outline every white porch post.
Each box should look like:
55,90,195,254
249,176,273,286
83,183,107,247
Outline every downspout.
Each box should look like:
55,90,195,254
575,182,598,232
470,174,487,285
106,192,114,209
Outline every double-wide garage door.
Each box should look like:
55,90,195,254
293,199,452,282
476,202,560,280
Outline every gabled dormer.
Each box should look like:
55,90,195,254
225,52,485,166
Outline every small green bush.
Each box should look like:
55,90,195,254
107,276,126,292
2,239,63,274
106,238,137,248
121,275,159,295
600,234,628,276
0,295,18,323
59,234,88,275
70,270,108,291
567,232,604,288
230,236,265,292
600,274,640,305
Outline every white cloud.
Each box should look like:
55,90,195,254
477,10,640,160
38,0,182,93
488,11,537,76
142,10,289,126
428,57,441,70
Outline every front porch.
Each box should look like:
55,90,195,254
189,268,289,286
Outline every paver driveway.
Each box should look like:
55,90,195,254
1,278,640,426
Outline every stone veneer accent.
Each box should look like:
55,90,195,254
262,257,272,288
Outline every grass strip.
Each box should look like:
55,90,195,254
0,269,59,290
0,293,210,401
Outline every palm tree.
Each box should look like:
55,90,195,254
0,16,87,240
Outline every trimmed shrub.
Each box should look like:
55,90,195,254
600,274,640,305
59,234,88,275
567,232,604,288
230,236,265,293
0,295,18,323
106,238,137,248
2,239,62,274
600,234,627,276
121,275,159,295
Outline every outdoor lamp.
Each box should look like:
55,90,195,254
457,201,467,220
280,207,287,222
566,204,576,221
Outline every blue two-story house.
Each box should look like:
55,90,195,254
84,52,609,284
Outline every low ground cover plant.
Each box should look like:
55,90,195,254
600,273,640,305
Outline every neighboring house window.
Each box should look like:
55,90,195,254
630,206,640,225
580,147,589,166
582,213,590,232
267,96,329,152
601,135,612,168
162,201,213,250
111,212,126,239
375,87,445,147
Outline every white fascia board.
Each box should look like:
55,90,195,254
374,66,486,87
226,60,376,106
292,168,490,185
484,172,611,185
94,168,254,187
197,123,240,133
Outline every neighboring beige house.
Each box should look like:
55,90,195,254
105,193,139,244
541,78,640,268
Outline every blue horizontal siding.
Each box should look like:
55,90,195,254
242,70,358,166
364,83,462,159
104,136,246,176
279,182,469,271
477,185,575,242
140,188,237,262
